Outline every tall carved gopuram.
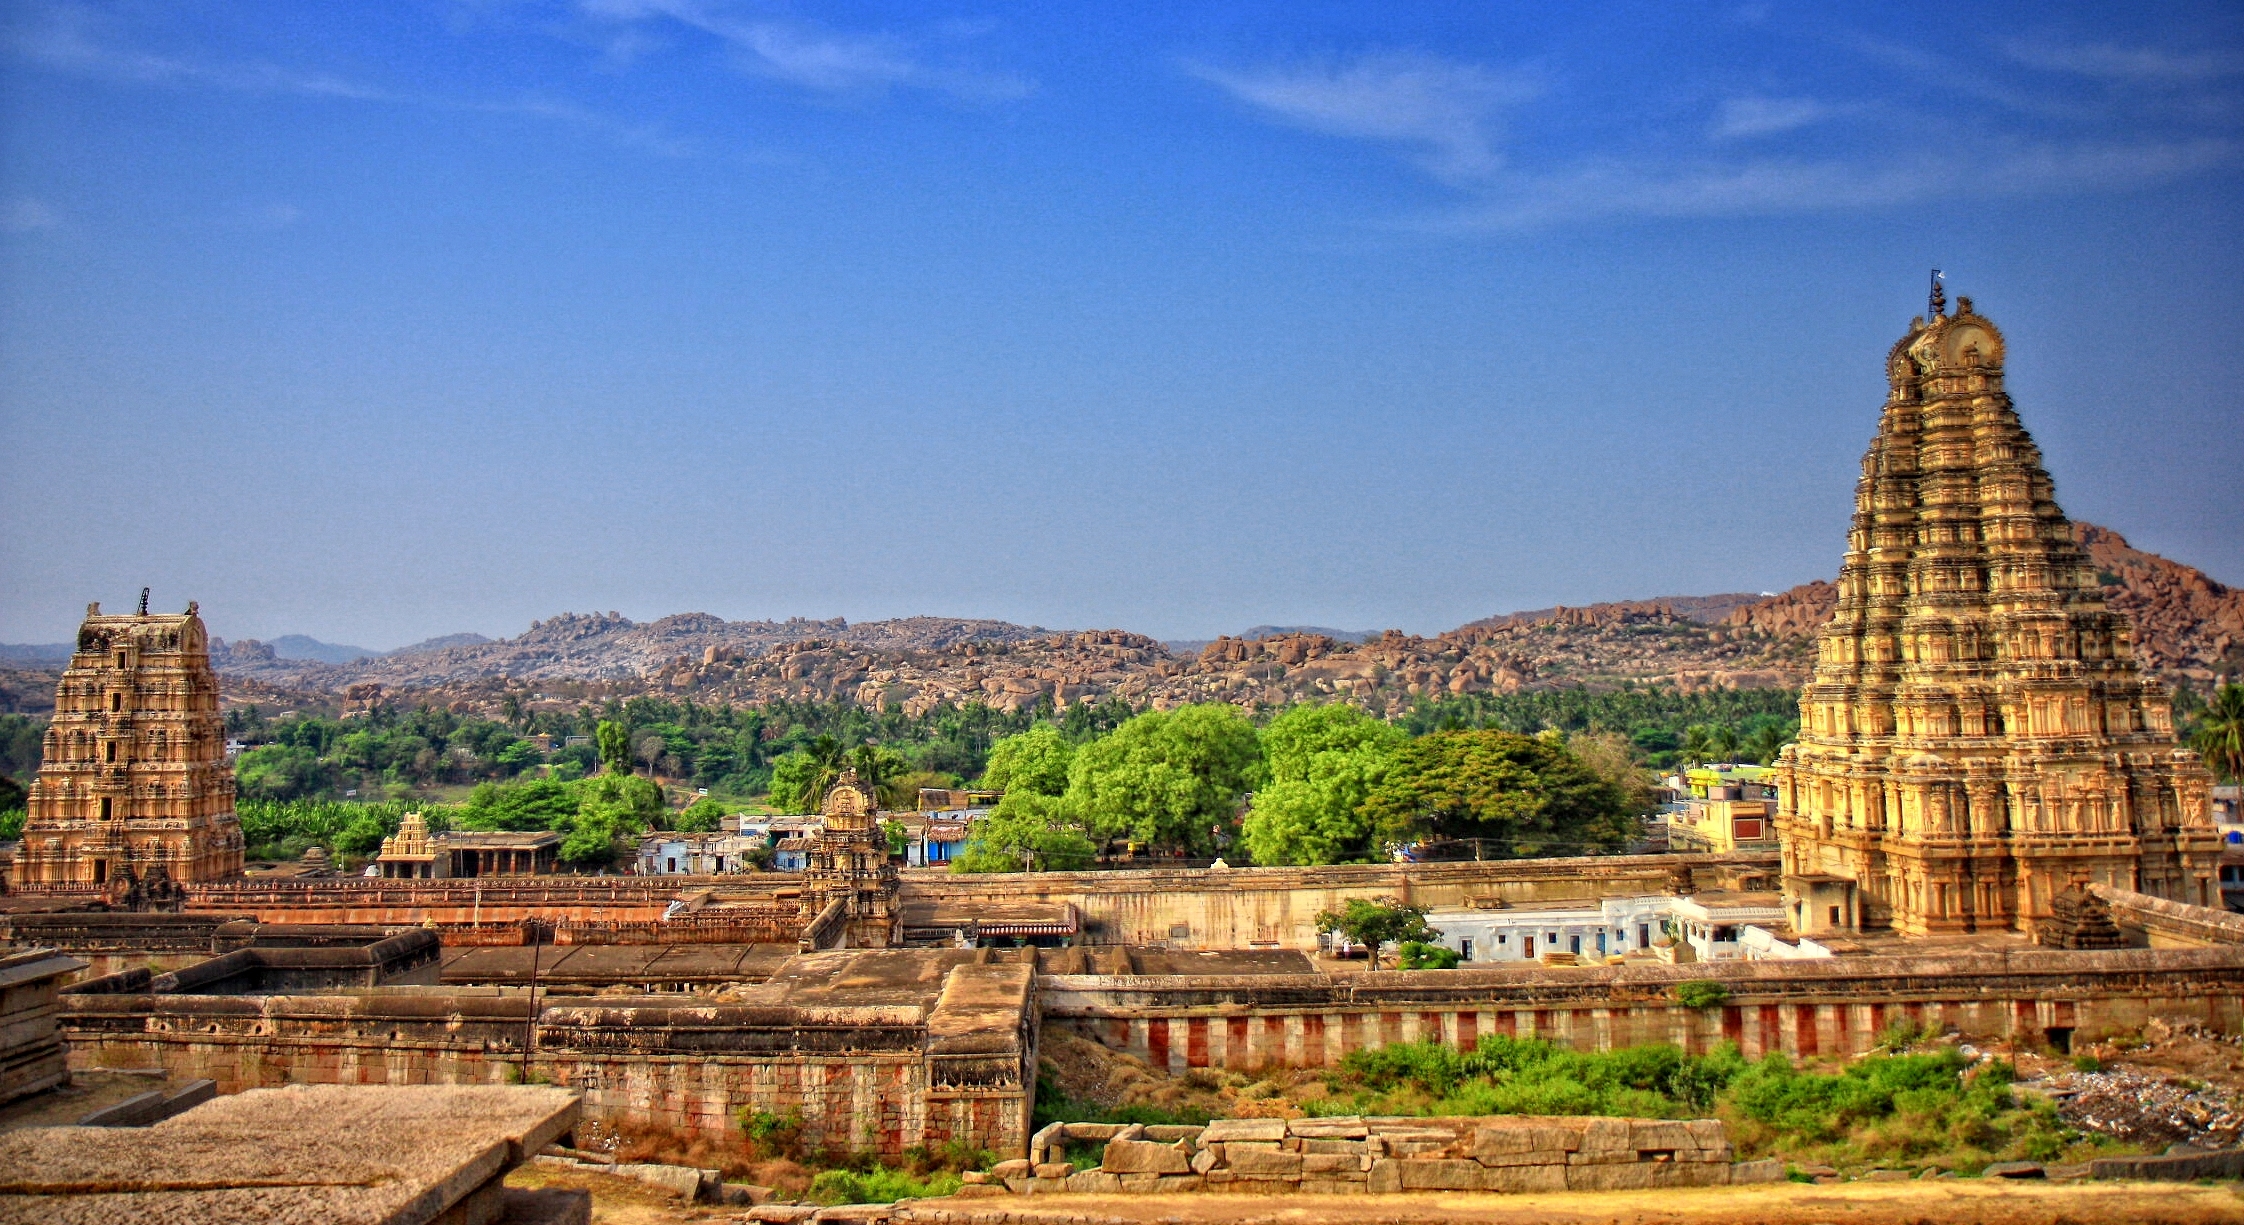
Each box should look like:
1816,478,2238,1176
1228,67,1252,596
1775,292,2218,938
800,767,902,947
11,599,245,888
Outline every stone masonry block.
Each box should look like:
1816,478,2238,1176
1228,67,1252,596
1288,1117,1368,1140
1578,1117,1630,1152
1032,1163,1072,1180
1300,1153,1360,1175
1482,1163,1568,1194
1474,1124,1576,1158
1477,1148,1568,1168
1366,1158,1401,1194
1143,1125,1203,1142
1302,1138,1368,1155
1300,1178,1368,1194
1628,1121,1698,1151
1063,1122,1124,1140
1228,1148,1303,1177
1397,1159,1485,1191
1103,1139,1191,1175
1567,1162,1656,1192
1190,1147,1219,1174
1653,1159,1730,1187
989,1159,1032,1179
1064,1170,1121,1193
1201,1119,1288,1144
1150,1175,1203,1193
1685,1120,1727,1148
1730,1159,1785,1184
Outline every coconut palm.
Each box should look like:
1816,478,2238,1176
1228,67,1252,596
2193,680,2244,790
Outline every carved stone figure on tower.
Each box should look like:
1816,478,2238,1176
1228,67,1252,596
1774,295,2219,939
11,600,246,888
798,767,902,948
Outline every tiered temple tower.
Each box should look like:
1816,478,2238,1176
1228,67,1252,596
12,598,245,888
800,768,901,947
1775,293,2218,938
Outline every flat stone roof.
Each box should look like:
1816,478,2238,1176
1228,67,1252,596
0,1083,579,1224
438,942,796,987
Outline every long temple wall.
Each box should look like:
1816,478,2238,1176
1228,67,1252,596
58,971,1036,1158
1041,947,2244,1072
897,853,1777,950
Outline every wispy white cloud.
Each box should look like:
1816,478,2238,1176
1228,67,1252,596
1710,95,1828,140
1434,136,2240,230
2004,40,2243,85
577,0,1033,101
1186,53,1538,182
2,198,62,233
1193,32,2241,231
6,3,698,157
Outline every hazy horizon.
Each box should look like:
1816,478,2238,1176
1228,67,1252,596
5,2,2240,646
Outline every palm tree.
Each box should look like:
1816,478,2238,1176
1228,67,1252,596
799,735,846,810
2193,680,2244,793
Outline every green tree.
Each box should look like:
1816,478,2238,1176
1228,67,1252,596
1397,941,1460,970
2192,681,2244,790
952,793,1098,873
979,725,1076,797
595,720,631,775
1314,896,1438,969
674,795,727,833
1359,729,1630,856
457,777,579,832
1565,731,1657,820
1240,703,1404,866
1063,704,1265,855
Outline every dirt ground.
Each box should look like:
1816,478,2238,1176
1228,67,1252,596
504,1170,2244,1225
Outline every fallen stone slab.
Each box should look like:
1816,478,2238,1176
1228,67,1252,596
2090,1148,2244,1181
1199,1119,1288,1144
1103,1138,1190,1174
1982,1161,2046,1179
1731,1159,1785,1184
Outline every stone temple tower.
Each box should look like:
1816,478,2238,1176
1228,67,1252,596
11,598,245,888
1774,294,2218,938
800,768,901,948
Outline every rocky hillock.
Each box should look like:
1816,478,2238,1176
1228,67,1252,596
2080,524,2244,684
95,518,2230,720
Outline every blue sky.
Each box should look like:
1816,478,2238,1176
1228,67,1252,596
2,1,2240,648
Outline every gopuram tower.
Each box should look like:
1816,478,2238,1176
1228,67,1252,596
11,596,245,889
800,768,901,948
1775,290,2218,938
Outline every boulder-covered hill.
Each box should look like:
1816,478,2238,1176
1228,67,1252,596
20,518,2211,721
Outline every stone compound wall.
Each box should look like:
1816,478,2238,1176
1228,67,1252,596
900,852,1775,950
57,960,1036,1160
1044,947,2244,1071
998,1115,1764,1195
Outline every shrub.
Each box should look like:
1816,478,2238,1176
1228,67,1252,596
1398,941,1461,970
738,1107,805,1160
807,1166,962,1205
1675,980,1731,1009
2072,1054,2103,1073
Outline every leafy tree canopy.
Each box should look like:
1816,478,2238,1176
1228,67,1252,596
1359,729,1632,856
952,792,1097,873
1315,895,1438,968
1240,703,1405,866
979,725,1076,797
1063,704,1265,855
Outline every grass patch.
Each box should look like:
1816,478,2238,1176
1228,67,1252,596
1032,1067,1213,1131
806,1166,962,1205
1317,1035,2115,1171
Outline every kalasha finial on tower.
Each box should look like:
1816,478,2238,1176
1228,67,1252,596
138,587,150,616
1928,269,1946,319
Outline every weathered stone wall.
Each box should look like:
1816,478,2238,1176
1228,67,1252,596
56,960,1036,1159
1004,1115,1762,1196
2092,883,2244,949
1042,947,2244,1071
899,853,1776,950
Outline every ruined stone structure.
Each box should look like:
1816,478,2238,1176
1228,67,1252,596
1775,294,2219,937
800,768,902,948
11,599,244,888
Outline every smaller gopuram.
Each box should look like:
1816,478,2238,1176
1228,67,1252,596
1775,291,2219,937
800,768,902,948
11,596,245,888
